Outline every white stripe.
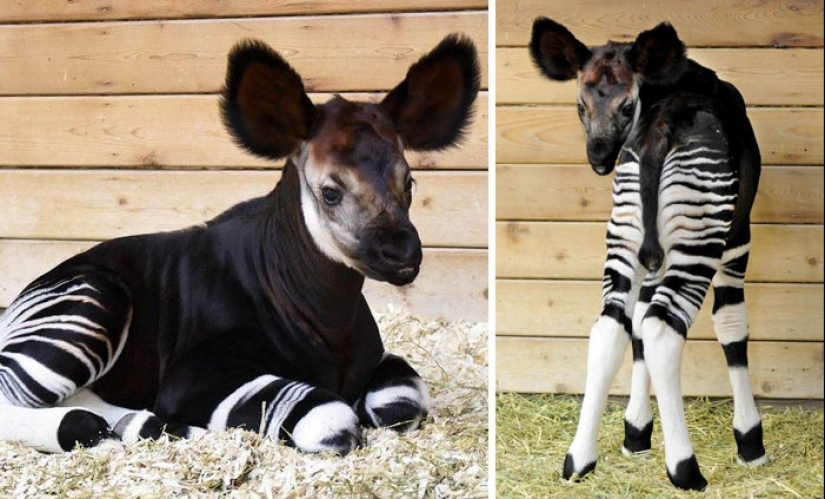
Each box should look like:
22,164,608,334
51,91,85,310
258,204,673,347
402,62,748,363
208,375,279,431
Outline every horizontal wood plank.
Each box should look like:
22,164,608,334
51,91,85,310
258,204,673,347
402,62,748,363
496,279,824,342
496,222,824,283
496,106,823,166
496,336,825,399
0,1,488,22
496,164,824,224
0,240,488,322
0,93,487,169
496,0,824,48
0,170,487,248
0,13,488,95
497,47,825,106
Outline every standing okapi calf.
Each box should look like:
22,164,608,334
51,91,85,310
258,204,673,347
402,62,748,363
529,19,765,490
0,34,480,455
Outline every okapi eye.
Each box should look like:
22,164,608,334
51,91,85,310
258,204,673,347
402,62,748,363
405,176,415,193
321,187,342,206
577,102,586,115
621,103,634,118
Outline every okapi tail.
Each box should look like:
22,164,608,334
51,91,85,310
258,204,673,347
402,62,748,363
639,235,664,273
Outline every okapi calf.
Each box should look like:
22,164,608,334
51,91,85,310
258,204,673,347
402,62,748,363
0,34,480,455
530,19,765,490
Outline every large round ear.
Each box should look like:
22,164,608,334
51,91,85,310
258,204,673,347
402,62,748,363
627,22,687,85
220,39,319,160
379,33,481,152
529,17,592,81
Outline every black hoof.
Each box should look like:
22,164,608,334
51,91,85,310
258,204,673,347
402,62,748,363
667,455,708,491
57,409,112,451
735,422,767,465
623,419,653,454
113,411,165,441
563,453,596,481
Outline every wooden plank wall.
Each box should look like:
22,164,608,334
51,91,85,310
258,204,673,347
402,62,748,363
495,0,824,399
0,2,489,323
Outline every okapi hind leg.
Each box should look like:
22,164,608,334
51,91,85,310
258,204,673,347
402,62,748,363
564,268,645,481
58,389,205,444
622,276,661,456
0,272,132,452
642,265,717,491
355,353,430,432
711,240,767,466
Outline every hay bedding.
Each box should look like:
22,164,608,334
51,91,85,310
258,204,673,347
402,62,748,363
0,310,488,498
497,393,824,499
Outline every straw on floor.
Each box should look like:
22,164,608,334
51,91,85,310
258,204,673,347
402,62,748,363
496,393,824,499
0,310,488,499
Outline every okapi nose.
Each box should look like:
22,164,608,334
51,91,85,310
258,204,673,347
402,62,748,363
378,227,422,268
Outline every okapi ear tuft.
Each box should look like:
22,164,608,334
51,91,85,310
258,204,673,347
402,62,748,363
628,22,688,85
379,33,481,152
221,39,318,160
529,17,592,81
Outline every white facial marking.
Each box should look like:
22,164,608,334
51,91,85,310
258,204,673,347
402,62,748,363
294,144,360,270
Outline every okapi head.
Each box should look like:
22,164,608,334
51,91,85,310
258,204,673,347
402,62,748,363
529,18,688,175
221,35,480,286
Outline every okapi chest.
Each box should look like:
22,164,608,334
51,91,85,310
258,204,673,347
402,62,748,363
0,34,480,455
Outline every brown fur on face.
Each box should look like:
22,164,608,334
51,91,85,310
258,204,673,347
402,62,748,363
309,97,410,205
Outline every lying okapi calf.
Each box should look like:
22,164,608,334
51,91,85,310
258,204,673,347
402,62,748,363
529,19,765,490
0,34,480,454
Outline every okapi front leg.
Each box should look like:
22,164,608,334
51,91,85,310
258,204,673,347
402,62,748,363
355,353,429,432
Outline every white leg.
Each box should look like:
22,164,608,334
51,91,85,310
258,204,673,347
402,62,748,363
0,403,110,452
564,314,631,479
711,244,766,465
623,298,654,455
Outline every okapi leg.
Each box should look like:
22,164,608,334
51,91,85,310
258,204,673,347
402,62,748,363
58,389,205,443
622,276,660,455
155,333,361,455
0,273,132,452
355,353,429,432
711,240,767,466
642,266,717,491
564,268,645,480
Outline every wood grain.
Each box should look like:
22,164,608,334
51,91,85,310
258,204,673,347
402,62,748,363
496,106,824,166
496,279,824,342
495,222,824,283
0,1,488,22
0,13,488,95
0,93,487,169
496,0,824,48
0,240,488,322
497,47,825,106
0,170,487,247
496,336,825,399
496,164,824,224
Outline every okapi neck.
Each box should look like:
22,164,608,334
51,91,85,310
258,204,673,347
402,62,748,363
261,162,365,340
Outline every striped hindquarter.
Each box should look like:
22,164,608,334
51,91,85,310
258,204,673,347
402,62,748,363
0,274,132,451
0,274,131,408
566,109,764,491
